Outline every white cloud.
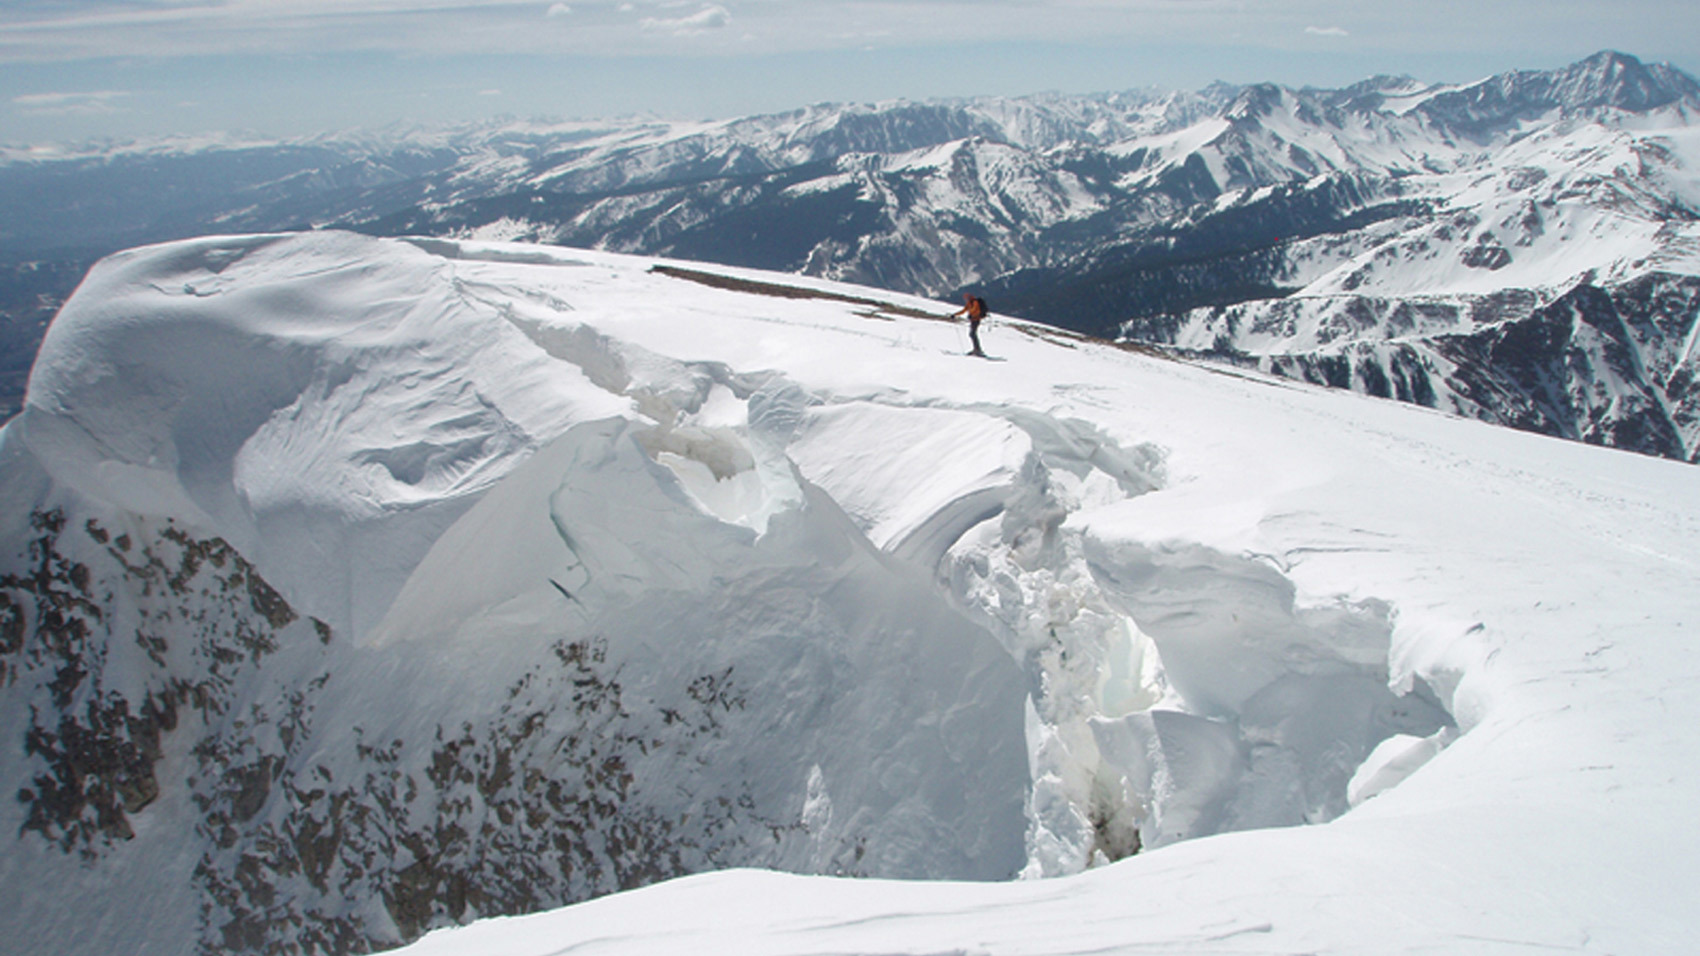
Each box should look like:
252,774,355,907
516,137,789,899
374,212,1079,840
11,90,131,115
545,3,572,18
1305,25,1350,37
640,4,730,34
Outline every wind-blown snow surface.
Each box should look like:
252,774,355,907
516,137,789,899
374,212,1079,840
2,232,1698,954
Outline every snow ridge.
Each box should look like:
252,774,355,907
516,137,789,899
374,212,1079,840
0,232,1579,955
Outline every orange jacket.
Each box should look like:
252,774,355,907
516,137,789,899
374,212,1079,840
953,295,987,320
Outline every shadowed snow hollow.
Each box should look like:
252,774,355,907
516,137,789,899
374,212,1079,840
759,380,1451,872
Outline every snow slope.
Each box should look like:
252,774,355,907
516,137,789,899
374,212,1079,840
2,231,1698,954
396,237,1700,953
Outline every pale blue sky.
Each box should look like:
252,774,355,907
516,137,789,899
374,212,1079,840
4,0,1698,144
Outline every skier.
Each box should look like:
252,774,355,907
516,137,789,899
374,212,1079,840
950,293,988,357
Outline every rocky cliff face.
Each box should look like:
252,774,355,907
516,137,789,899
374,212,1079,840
0,492,831,954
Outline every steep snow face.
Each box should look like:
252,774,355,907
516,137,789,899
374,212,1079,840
0,232,1541,955
363,411,1033,880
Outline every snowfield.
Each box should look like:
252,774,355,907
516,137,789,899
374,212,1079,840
2,230,1697,954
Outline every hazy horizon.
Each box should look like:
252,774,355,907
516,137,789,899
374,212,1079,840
4,1,1699,146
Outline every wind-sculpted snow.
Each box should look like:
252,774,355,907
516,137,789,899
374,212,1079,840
1,231,1040,952
5,231,1698,956
1083,540,1452,845
20,232,631,641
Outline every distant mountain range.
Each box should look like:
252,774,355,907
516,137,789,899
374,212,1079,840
4,50,1698,459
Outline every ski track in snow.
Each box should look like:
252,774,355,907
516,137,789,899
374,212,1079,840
1,231,1697,955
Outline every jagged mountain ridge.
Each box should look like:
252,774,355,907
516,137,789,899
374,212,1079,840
1107,62,1700,462
3,51,1699,459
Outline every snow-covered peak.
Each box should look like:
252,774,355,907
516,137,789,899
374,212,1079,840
1545,49,1700,113
1399,51,1700,147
